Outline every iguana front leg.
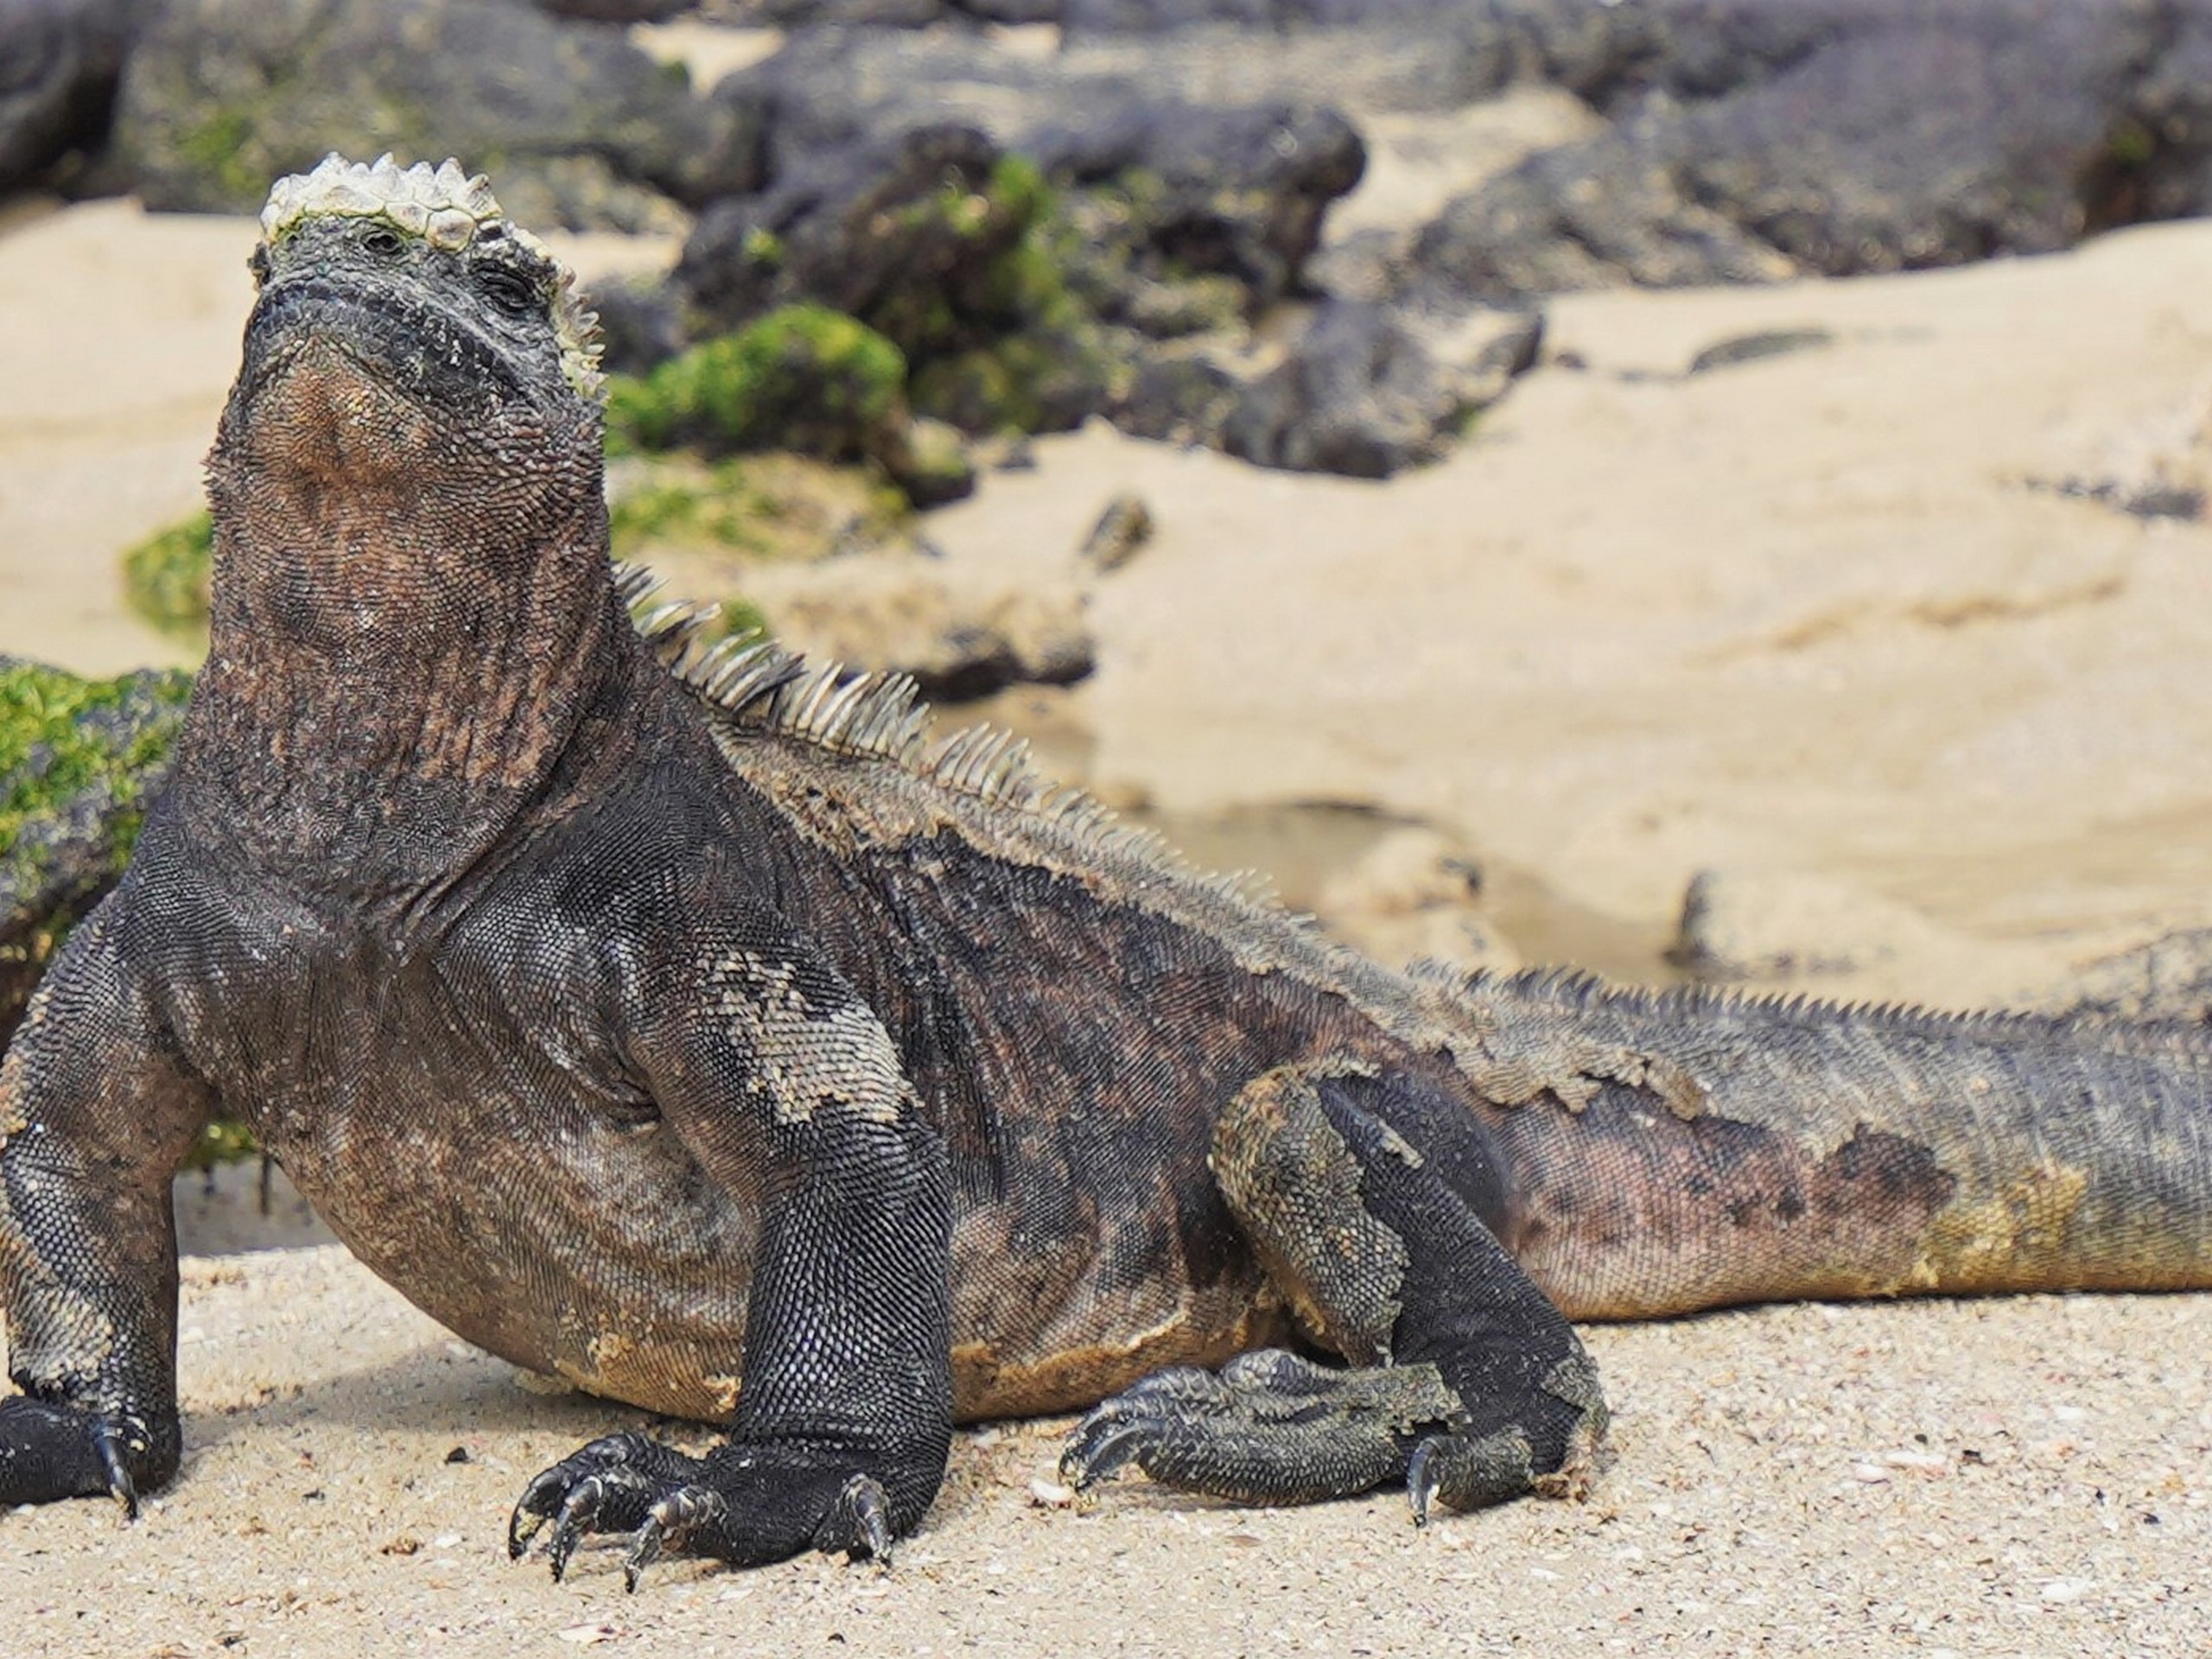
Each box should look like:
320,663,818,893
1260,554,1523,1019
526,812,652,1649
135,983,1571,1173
510,906,954,1589
0,899,211,1513
1063,1061,1606,1517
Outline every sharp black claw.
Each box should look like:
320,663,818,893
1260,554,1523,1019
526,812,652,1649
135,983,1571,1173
1059,1418,1145,1491
508,1459,575,1560
623,1517,665,1593
95,1421,140,1521
1406,1435,1442,1529
836,1474,893,1564
504,1433,918,1586
546,1474,607,1583
508,1506,543,1560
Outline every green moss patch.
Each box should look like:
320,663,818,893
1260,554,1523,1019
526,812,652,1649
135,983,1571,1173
0,662,191,865
184,1119,261,1173
612,453,907,562
172,105,270,207
607,305,909,461
1,659,194,1059
868,155,1066,358
0,661,259,1172
121,510,215,643
880,156,1112,436
610,449,926,640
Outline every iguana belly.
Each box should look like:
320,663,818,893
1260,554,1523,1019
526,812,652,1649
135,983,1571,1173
261,1073,1285,1424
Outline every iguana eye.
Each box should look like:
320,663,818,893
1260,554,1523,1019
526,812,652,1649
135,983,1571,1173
480,267,538,317
359,225,406,259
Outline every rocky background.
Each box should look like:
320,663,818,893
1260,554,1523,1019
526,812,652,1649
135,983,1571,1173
16,0,2212,483
14,0,2212,1026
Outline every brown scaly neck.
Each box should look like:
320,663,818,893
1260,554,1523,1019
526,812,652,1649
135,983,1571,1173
172,446,645,914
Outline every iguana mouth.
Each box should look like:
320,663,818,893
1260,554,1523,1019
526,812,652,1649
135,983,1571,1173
239,272,530,423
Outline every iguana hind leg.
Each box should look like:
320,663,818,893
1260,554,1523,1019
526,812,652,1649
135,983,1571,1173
1062,1062,1606,1519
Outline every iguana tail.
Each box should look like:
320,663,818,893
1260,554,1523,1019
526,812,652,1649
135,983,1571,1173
1461,971,2212,1319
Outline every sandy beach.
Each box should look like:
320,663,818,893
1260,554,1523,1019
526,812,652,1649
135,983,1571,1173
3,187,2210,1655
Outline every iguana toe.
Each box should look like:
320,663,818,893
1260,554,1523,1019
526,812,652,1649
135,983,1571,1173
512,1430,928,1586
0,1397,170,1517
1058,1348,1456,1506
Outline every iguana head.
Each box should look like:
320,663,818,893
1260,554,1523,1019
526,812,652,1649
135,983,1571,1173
249,154,604,404
215,154,604,514
207,154,615,654
191,157,639,844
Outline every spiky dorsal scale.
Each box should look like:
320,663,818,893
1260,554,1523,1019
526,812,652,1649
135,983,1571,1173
623,570,1287,915
612,564,664,610
1475,963,2212,1058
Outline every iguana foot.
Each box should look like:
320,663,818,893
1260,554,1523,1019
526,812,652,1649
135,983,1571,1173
1059,1348,1463,1504
508,1430,905,1590
0,1395,172,1516
1061,1060,1608,1521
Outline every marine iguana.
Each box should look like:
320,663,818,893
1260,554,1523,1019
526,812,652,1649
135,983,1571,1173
2,155,2209,1591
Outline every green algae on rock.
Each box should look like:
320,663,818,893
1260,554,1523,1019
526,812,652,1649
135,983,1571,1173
607,306,973,505
0,658,193,1052
0,660,257,1172
608,304,909,461
121,509,215,643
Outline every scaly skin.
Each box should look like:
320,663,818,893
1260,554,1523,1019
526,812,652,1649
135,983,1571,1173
1,156,2209,1588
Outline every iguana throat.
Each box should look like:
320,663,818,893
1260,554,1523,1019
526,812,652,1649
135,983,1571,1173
182,154,630,899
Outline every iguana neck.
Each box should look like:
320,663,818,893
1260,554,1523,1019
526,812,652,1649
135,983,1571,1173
172,468,639,909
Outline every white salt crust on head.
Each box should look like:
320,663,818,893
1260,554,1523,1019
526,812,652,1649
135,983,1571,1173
260,152,605,400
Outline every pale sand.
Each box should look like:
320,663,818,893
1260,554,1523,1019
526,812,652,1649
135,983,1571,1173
3,197,2209,1654
933,219,2212,1005
0,1232,2201,1657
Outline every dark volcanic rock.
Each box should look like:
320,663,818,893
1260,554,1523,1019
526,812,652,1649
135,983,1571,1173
680,118,1125,436
1408,1,2198,304
677,124,1112,438
1686,7,2157,272
586,273,689,378
1222,300,1537,478
112,0,712,231
1058,0,1636,86
952,0,1065,19
723,0,950,20
1685,327,1834,376
672,3,2212,473
2094,11,2212,232
2056,927,2212,1024
1053,0,1707,116
682,124,1007,334
1221,302,1530,477
1112,351,1245,448
708,0,1060,19
699,29,1367,302
528,0,693,18
0,0,136,198
1407,112,1789,304
684,30,1372,443
1077,491,1155,572
1026,100,1364,308
1224,302,1457,478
